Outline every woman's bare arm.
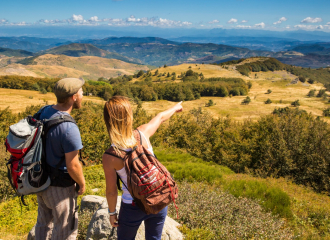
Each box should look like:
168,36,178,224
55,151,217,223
138,101,183,139
102,154,120,227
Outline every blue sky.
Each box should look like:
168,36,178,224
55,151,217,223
1,0,330,31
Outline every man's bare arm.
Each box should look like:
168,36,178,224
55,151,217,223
65,150,85,195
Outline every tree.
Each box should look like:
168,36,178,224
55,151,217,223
136,70,144,78
291,100,300,107
265,98,272,104
267,89,272,94
308,78,315,84
307,89,316,97
185,69,194,77
164,64,167,68
241,96,251,105
167,72,170,77
39,88,47,94
317,89,326,98
154,69,159,76
299,76,306,83
205,99,214,107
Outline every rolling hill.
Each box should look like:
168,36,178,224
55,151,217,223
40,43,142,64
0,47,33,57
0,54,149,80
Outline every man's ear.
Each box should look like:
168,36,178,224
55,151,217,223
71,94,77,102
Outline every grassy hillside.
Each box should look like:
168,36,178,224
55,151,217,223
0,47,33,57
41,43,141,64
0,54,149,80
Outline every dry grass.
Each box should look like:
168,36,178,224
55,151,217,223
1,63,330,122
142,82,329,122
144,63,250,81
0,54,148,80
0,88,104,113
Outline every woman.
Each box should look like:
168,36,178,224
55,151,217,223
102,96,182,240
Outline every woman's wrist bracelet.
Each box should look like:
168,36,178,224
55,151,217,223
108,209,117,215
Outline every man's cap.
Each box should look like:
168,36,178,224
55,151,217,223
53,78,85,99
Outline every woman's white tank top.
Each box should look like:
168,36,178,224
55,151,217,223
115,130,154,204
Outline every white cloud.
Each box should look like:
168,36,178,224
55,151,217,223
90,16,99,22
255,22,265,28
11,21,27,26
241,20,248,23
208,19,219,24
236,25,251,29
0,19,8,24
273,17,287,25
327,22,330,25
286,25,290,29
294,24,326,30
72,14,84,21
227,18,238,24
301,17,322,23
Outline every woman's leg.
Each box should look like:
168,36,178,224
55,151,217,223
144,206,168,240
117,202,146,240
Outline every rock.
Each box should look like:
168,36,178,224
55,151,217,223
81,195,106,212
28,195,183,240
86,196,183,240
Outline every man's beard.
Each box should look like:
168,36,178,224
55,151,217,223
73,98,82,109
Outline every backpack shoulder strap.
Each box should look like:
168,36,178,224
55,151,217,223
43,115,76,136
134,129,142,146
33,105,49,120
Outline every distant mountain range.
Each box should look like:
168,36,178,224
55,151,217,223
0,36,329,68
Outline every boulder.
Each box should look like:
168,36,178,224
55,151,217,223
81,195,106,212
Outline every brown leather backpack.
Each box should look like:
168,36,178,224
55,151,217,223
105,130,178,215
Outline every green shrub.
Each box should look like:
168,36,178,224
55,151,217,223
323,108,330,117
317,89,327,98
265,98,272,104
307,89,316,97
39,87,47,94
308,78,315,84
267,89,272,94
291,99,300,107
241,96,251,105
205,99,214,107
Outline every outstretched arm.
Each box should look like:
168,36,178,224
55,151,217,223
138,101,183,139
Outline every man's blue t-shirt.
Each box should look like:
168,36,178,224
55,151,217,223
38,106,83,170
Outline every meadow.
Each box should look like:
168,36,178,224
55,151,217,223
1,101,330,239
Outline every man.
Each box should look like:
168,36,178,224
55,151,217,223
35,78,86,240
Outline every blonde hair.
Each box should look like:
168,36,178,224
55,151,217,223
104,96,137,154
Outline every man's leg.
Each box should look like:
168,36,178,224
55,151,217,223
41,185,78,240
35,192,53,240
144,206,168,240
